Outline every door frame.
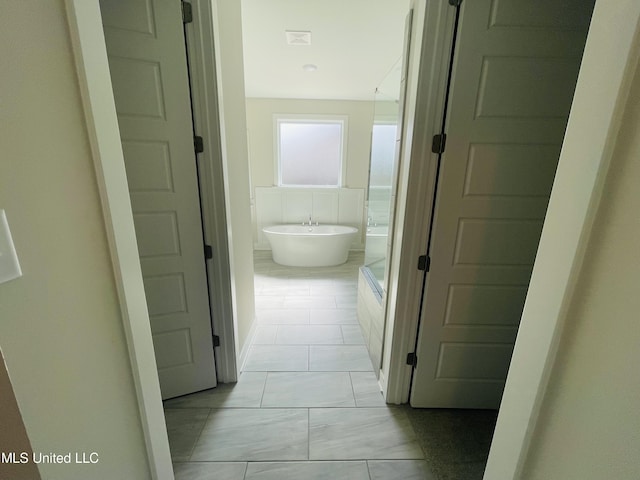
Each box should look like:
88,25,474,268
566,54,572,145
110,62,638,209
382,0,457,404
65,1,236,478
182,0,237,384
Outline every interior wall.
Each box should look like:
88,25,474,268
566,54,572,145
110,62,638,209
212,0,256,361
245,98,375,244
246,98,375,189
0,1,151,478
520,51,640,480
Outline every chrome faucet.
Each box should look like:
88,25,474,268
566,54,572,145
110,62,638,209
308,214,312,226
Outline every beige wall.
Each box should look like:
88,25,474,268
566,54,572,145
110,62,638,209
213,0,256,359
0,2,150,478
246,98,375,191
520,54,640,480
245,98,375,245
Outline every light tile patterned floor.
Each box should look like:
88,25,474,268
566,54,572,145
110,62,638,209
165,251,433,479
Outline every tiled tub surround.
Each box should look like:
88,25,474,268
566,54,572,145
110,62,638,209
253,187,365,250
164,251,433,479
357,268,386,378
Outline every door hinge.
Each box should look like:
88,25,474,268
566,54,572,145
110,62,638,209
194,135,204,154
182,1,193,24
406,352,418,367
448,0,463,6
431,133,447,154
417,255,430,272
212,334,220,347
204,244,213,260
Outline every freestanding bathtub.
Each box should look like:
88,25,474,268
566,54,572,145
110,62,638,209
262,224,358,267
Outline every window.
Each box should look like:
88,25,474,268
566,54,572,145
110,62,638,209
369,123,398,187
276,116,346,187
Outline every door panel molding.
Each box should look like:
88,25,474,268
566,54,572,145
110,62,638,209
100,0,217,400
409,0,594,408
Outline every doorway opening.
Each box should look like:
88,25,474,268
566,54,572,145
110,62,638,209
241,0,409,388
162,1,440,474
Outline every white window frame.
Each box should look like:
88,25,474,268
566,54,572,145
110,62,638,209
273,114,348,188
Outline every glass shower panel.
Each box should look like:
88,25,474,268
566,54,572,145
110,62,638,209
363,60,402,291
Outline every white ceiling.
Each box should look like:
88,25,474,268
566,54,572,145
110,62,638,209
240,0,410,101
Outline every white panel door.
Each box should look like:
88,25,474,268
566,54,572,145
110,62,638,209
100,0,217,399
410,0,593,408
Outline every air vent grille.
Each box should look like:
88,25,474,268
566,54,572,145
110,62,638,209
285,30,312,46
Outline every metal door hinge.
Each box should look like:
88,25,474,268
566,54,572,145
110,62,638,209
213,335,220,347
204,244,213,260
406,352,418,367
417,255,430,272
194,135,204,154
431,133,446,154
448,0,463,6
182,1,193,24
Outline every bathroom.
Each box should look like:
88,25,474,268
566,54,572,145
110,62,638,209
242,13,407,372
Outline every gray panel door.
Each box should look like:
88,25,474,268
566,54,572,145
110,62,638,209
410,0,593,408
100,0,217,399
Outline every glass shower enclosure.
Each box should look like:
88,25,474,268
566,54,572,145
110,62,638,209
363,60,402,296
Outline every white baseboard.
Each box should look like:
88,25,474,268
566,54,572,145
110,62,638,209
237,316,258,374
378,369,390,404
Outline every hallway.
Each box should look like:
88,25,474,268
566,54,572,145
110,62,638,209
164,251,431,479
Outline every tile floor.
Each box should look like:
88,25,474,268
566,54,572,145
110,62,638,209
164,251,434,479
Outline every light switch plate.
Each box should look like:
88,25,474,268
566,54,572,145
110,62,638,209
0,210,22,284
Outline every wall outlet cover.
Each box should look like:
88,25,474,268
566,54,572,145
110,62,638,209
0,210,22,284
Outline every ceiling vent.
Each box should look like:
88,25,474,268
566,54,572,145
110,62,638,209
285,30,312,46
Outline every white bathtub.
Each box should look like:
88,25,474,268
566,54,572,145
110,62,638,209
262,224,358,267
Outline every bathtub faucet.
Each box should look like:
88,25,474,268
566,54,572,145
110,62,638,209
308,214,312,226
